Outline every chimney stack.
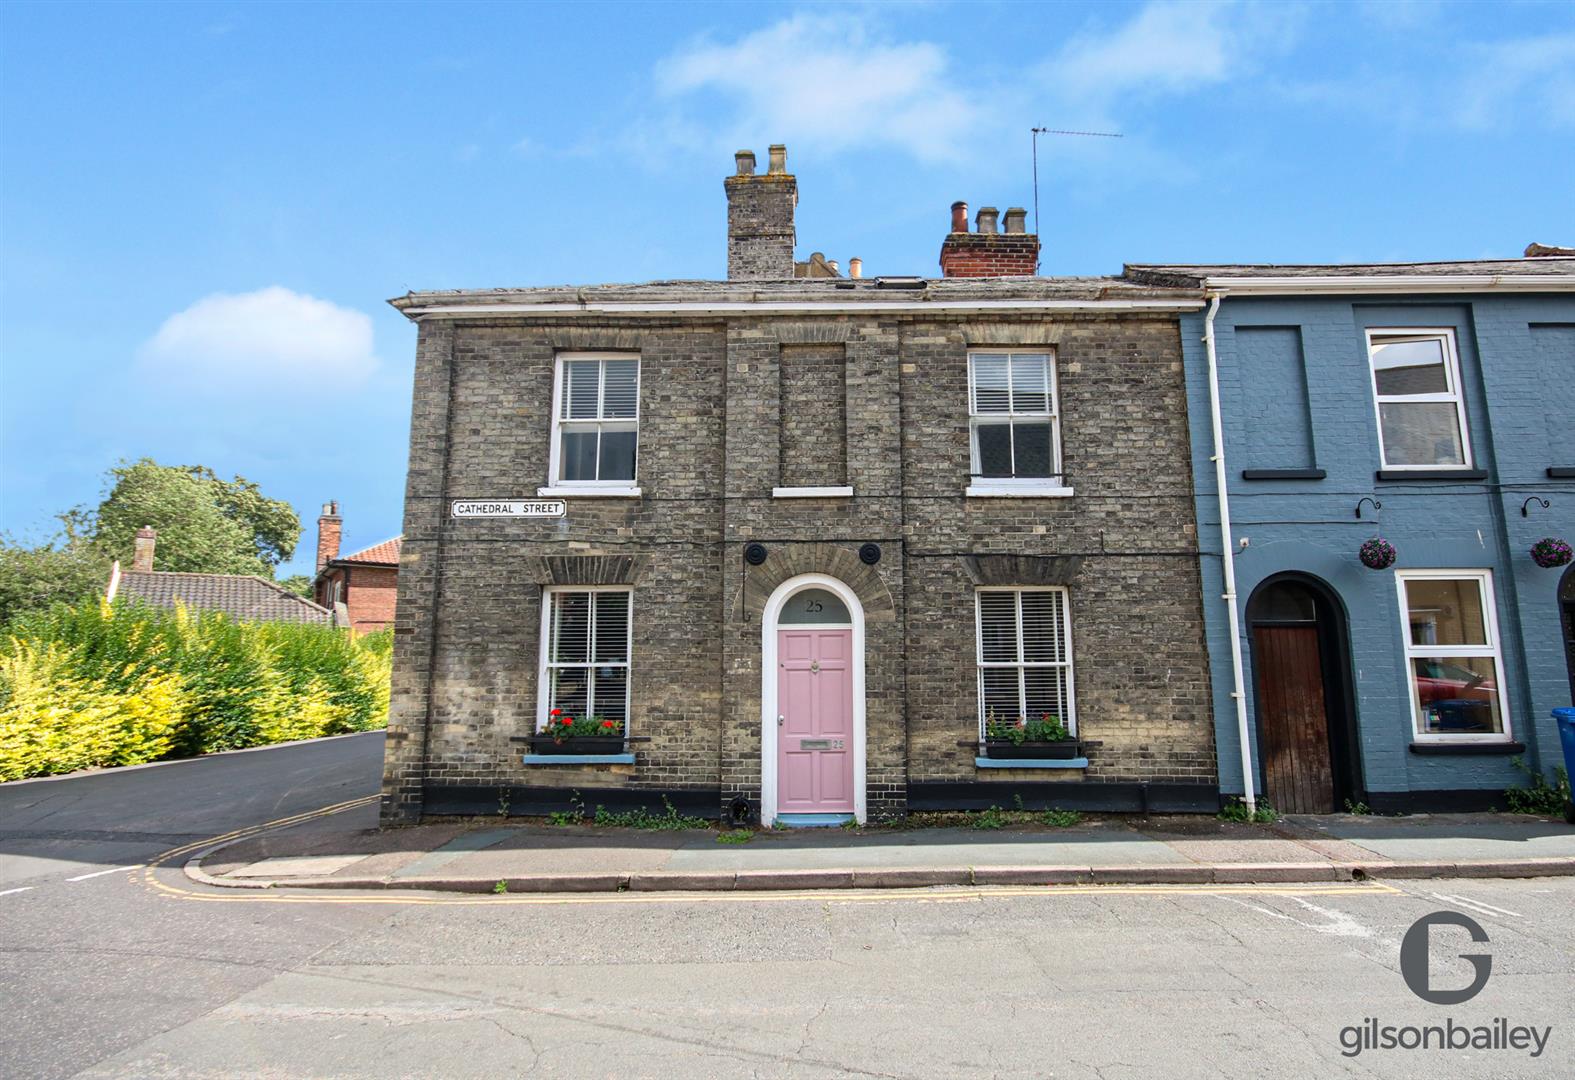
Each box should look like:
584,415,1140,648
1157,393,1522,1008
132,526,156,573
725,145,797,280
940,198,1040,278
317,500,342,572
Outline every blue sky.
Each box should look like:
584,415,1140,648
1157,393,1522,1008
3,1,1572,576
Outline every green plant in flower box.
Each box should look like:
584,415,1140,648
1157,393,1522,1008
984,710,1069,745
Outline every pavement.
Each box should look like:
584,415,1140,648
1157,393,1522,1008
5,731,1574,1078
193,800,1575,893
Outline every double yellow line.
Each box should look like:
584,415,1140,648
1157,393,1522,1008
142,799,1401,907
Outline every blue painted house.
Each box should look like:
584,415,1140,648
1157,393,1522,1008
1126,253,1575,813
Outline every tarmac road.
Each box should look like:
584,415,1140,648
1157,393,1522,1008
2,732,1572,1079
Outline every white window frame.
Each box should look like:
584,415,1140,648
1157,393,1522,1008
1394,569,1512,744
1364,328,1473,471
542,352,642,496
966,350,1069,496
974,586,1077,738
535,585,634,733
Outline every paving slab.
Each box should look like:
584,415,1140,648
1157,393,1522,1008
228,854,371,878
1301,814,1575,862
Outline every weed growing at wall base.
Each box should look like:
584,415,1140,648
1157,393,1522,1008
0,600,391,781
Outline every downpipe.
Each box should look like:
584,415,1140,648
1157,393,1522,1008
1203,293,1257,813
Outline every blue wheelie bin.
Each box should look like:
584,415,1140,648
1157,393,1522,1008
1555,708,1575,825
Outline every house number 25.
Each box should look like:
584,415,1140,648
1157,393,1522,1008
802,600,823,613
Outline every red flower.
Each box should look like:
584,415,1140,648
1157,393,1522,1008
602,720,614,729
561,717,573,726
550,708,562,717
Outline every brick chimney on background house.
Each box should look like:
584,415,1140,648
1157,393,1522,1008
725,145,797,280
940,201,1039,277
132,526,156,572
316,501,342,572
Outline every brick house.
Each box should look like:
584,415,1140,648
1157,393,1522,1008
107,526,332,624
380,147,1216,826
312,501,401,634
1125,254,1575,813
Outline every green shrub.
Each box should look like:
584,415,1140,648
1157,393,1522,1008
0,599,391,781
1218,798,1280,824
1504,759,1571,816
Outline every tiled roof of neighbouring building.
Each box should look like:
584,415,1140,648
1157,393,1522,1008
115,571,333,624
335,537,402,566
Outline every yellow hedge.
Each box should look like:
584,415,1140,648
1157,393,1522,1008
0,601,393,782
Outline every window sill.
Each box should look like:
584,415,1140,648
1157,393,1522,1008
1548,467,1575,479
965,484,1075,499
772,486,853,499
1241,468,1326,481
536,486,642,499
1375,469,1487,482
523,753,636,765
1408,741,1524,756
975,756,1088,770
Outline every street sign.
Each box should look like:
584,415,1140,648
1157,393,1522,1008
451,500,566,518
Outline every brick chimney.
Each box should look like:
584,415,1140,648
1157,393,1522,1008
939,202,1039,277
725,145,797,280
316,501,342,572
132,526,157,572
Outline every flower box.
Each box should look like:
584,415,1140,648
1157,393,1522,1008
526,735,627,756
982,739,1083,760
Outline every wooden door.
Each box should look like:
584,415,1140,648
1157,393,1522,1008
776,629,854,814
1253,624,1335,814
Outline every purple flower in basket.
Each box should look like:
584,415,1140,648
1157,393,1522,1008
1359,537,1397,570
1530,537,1573,569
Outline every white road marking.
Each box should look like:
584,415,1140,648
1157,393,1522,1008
66,865,142,882
0,887,35,898
1430,891,1522,919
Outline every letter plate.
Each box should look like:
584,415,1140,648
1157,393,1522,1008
799,739,843,751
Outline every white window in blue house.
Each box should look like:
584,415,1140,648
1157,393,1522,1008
1365,329,1472,469
1396,570,1510,742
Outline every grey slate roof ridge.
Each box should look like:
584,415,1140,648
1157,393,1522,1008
1124,256,1575,286
389,275,1195,309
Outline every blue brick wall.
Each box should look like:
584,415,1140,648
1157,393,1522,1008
1181,292,1575,802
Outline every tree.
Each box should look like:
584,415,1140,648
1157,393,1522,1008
278,574,314,598
92,460,301,576
0,518,112,627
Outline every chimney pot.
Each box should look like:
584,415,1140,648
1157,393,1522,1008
827,259,839,274
133,526,156,573
1003,207,1027,235
950,201,969,233
976,206,999,235
848,257,863,279
734,149,756,176
767,144,787,174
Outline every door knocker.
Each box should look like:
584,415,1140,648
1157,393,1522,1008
809,660,820,674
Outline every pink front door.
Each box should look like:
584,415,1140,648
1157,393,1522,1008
776,628,854,814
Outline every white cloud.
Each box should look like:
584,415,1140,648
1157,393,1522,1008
139,287,378,393
1046,1,1301,105
653,13,984,163
1455,33,1575,130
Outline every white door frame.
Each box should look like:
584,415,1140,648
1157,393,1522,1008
760,573,867,826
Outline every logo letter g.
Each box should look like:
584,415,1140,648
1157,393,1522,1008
1400,912,1491,1005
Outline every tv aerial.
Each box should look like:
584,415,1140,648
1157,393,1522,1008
1031,127,1123,272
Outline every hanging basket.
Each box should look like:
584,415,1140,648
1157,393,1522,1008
1531,537,1573,569
1359,537,1397,570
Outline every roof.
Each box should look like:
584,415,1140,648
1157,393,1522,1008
336,536,402,566
1124,257,1575,291
389,275,1203,318
115,571,333,624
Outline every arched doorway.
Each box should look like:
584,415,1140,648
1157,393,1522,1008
1560,565,1575,704
1247,575,1360,814
760,575,867,826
